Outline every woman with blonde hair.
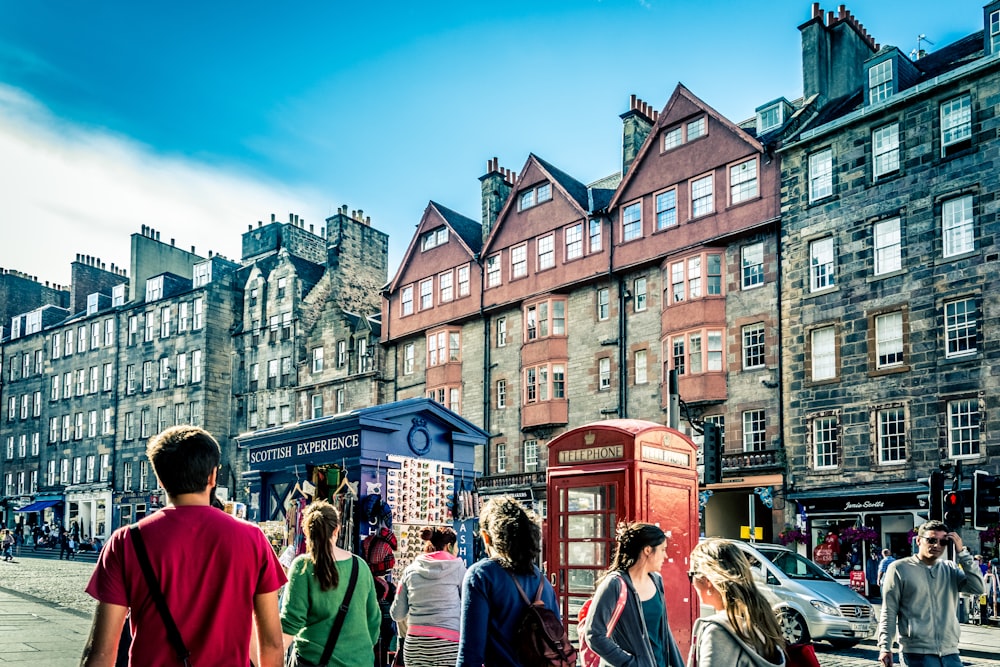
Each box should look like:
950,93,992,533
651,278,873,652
390,526,465,666
687,538,785,667
281,500,381,667
583,522,684,667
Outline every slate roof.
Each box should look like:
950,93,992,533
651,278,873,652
430,201,482,254
533,154,589,210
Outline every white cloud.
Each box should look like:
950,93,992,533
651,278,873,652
0,84,330,286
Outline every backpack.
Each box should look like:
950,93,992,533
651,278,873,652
509,572,578,667
577,574,628,667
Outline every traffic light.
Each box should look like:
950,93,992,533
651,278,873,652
972,470,1000,530
943,487,965,530
702,421,721,485
918,471,944,521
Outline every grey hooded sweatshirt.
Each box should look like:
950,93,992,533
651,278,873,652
390,551,466,641
687,615,786,667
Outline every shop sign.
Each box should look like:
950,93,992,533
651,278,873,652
557,445,624,464
248,431,361,466
802,492,917,513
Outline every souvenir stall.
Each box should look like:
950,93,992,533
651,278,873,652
239,398,488,663
545,420,700,653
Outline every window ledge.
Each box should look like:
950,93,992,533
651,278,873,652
804,286,839,299
867,269,907,283
937,250,978,265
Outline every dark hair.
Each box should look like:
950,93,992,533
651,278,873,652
420,526,457,552
480,496,541,574
302,501,341,591
607,522,666,575
146,425,220,496
918,520,948,535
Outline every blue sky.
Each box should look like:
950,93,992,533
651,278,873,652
0,0,987,287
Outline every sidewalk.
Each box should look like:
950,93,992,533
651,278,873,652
0,586,93,666
861,603,1000,660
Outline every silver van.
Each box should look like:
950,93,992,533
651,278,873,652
730,541,875,647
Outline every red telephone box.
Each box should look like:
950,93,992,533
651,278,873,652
545,420,699,654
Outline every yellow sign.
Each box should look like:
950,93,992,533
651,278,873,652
740,526,764,540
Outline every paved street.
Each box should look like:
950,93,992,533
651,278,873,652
0,554,998,666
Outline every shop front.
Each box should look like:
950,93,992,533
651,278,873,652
65,484,114,540
790,483,923,596
238,398,488,575
13,497,63,536
703,473,784,543
113,490,166,529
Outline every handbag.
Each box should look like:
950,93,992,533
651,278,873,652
291,556,361,667
784,642,821,667
129,524,192,666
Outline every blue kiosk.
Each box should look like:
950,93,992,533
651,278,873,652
238,397,487,570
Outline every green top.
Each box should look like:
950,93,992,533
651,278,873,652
280,554,382,666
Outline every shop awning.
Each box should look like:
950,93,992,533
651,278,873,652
14,499,62,512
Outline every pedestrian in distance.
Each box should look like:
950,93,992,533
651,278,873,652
81,425,287,667
2,529,14,562
877,548,896,588
59,528,72,560
389,525,465,666
877,520,986,667
686,538,786,667
280,499,381,667
457,495,562,667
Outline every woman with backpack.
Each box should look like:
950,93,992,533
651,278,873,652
457,495,568,667
583,522,685,667
686,538,786,667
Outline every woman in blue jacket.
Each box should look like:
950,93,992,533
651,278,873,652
583,522,684,667
457,496,560,667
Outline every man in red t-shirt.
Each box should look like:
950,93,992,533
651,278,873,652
81,426,287,667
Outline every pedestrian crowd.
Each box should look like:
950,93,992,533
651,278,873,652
72,424,991,667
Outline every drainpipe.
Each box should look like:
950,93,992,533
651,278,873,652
477,253,491,475
618,275,628,419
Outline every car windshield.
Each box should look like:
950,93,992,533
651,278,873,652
757,549,837,581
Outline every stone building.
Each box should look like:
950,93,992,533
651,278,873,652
779,3,1000,555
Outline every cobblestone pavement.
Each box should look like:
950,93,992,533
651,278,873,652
812,642,1000,667
0,553,97,614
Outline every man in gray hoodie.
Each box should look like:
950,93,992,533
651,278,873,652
878,520,985,667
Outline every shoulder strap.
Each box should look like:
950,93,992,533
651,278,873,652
318,556,360,667
606,574,628,635
129,524,191,666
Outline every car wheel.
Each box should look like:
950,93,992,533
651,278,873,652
777,609,809,644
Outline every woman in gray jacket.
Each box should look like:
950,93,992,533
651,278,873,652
390,526,465,666
687,538,785,667
583,522,684,667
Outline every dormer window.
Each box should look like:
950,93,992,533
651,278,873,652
421,226,449,250
87,293,100,315
989,7,1000,53
193,261,211,287
145,276,164,302
112,284,126,307
518,182,552,211
754,98,792,135
868,59,893,104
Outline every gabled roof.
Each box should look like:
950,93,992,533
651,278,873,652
343,310,382,337
386,201,481,294
608,84,764,211
481,153,592,254
431,202,482,254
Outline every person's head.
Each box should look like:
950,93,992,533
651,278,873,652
689,539,785,659
608,522,667,575
301,500,342,590
882,548,891,557
146,425,220,497
421,526,457,553
479,496,541,574
915,520,950,563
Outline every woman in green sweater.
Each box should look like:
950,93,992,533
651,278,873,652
281,500,382,667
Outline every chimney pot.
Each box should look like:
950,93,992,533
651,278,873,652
191,245,196,253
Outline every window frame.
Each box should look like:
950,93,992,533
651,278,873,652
874,311,904,370
812,415,840,470
868,59,893,104
940,94,972,156
655,189,677,230
400,285,414,316
741,242,764,289
565,223,583,261
511,244,528,279
633,277,647,312
810,325,837,382
942,195,974,258
873,217,902,275
537,233,555,271
729,158,758,205
947,397,981,459
872,122,900,179
808,148,833,202
690,173,714,218
742,410,767,452
809,237,836,292
944,297,977,358
622,202,642,242
875,405,908,465
742,323,766,370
